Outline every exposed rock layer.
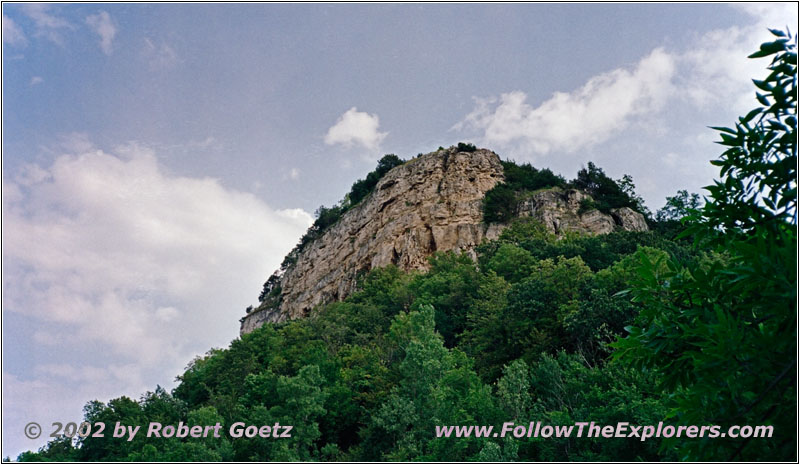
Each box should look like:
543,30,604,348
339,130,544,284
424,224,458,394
241,148,648,334
515,187,649,235
241,148,505,333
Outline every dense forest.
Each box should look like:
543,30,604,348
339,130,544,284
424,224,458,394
16,31,795,462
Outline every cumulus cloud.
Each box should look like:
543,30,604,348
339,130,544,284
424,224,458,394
454,3,796,159
324,107,388,151
2,141,313,455
3,143,312,358
2,15,27,46
454,48,676,154
85,11,116,55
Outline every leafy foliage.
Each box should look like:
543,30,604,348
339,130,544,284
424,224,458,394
347,154,405,206
21,223,679,462
483,161,567,222
571,162,645,214
483,160,646,223
612,30,797,461
655,189,702,223
703,30,797,235
651,189,702,239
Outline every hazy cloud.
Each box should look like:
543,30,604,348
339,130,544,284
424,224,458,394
22,4,73,46
2,15,27,46
85,11,117,55
734,2,798,26
143,37,178,69
29,76,43,86
324,107,388,151
455,4,796,159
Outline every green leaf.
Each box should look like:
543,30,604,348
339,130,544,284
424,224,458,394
752,79,774,92
749,49,773,59
717,133,741,147
760,40,787,54
739,107,763,124
710,126,737,135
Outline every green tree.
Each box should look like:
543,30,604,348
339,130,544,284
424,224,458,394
485,243,537,283
410,252,484,347
519,352,668,461
362,305,496,461
496,359,532,420
613,30,797,461
570,162,642,214
655,189,702,222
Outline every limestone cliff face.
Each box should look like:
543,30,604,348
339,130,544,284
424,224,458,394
240,147,648,334
241,148,506,333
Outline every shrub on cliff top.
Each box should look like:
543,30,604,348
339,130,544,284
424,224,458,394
483,161,567,223
483,160,647,223
457,142,477,152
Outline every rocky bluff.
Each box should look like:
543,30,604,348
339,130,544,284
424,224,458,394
241,147,647,334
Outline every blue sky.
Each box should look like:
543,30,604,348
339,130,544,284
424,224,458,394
2,2,797,458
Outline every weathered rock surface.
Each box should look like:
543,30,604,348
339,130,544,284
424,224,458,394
241,147,649,334
515,187,649,235
610,207,649,232
242,148,506,333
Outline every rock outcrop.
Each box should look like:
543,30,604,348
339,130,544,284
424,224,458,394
241,147,506,333
515,187,648,235
241,147,649,334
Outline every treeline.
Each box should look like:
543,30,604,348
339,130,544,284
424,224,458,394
20,202,794,460
19,224,688,462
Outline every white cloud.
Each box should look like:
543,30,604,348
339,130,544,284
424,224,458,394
451,3,798,211
85,11,116,55
455,4,798,160
22,4,72,46
2,15,27,46
143,37,178,69
287,167,300,180
29,76,43,86
3,143,313,358
2,141,313,456
193,136,216,149
734,2,798,26
454,48,676,155
324,107,388,151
